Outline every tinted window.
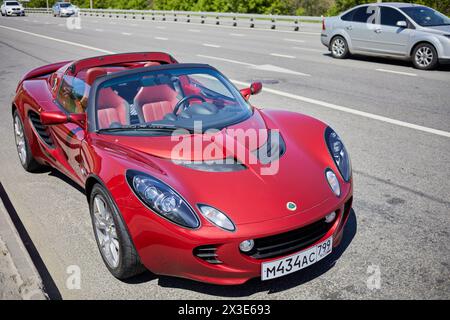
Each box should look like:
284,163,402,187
59,3,71,8
381,7,407,26
341,8,357,21
353,6,378,23
6,2,20,5
400,6,450,27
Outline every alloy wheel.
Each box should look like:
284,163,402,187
415,47,433,68
14,115,26,165
93,194,120,269
332,38,346,57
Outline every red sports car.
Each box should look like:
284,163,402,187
12,52,353,285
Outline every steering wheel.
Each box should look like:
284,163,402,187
172,95,206,115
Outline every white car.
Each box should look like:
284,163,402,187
1,1,25,16
52,2,77,17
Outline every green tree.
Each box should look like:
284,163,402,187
26,0,450,16
328,0,449,16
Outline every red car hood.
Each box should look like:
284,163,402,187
96,110,335,225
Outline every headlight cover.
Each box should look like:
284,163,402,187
126,170,200,229
325,127,351,182
325,169,341,197
197,204,236,232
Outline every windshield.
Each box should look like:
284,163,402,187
59,3,71,8
400,6,450,27
6,2,20,5
94,67,252,133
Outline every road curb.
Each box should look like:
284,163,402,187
0,199,48,300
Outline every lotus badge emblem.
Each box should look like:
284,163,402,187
286,202,297,211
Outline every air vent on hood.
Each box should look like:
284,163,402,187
252,130,286,164
29,111,54,148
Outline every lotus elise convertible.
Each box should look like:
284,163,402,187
12,52,353,284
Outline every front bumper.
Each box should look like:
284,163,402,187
60,11,75,17
125,183,353,285
6,10,24,15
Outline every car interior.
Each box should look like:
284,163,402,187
72,62,245,130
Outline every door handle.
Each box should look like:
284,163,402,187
346,25,353,31
374,28,382,33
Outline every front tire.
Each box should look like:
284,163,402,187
13,110,43,172
89,184,145,280
412,43,438,70
330,36,350,59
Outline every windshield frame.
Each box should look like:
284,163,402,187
400,6,450,27
87,63,253,134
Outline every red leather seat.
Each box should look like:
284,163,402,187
85,67,130,129
133,84,178,123
132,61,179,122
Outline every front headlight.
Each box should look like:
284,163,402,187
325,127,351,182
126,170,200,229
198,204,236,232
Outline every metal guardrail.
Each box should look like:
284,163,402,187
25,8,322,31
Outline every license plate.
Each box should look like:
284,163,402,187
261,236,333,280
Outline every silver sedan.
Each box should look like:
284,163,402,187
321,2,450,70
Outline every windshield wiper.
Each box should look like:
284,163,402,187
96,124,179,133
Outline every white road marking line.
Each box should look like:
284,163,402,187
109,22,117,25
232,79,450,138
197,55,255,67
3,25,447,138
270,53,296,59
32,20,38,23
154,37,168,40
95,29,103,32
0,25,115,54
253,64,310,76
58,24,64,27
284,38,305,43
203,43,221,48
121,32,132,36
188,29,200,32
23,19,28,21
376,69,418,77
230,33,245,37
292,46,324,53
197,55,311,77
156,26,166,29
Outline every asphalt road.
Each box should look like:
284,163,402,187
0,13,449,300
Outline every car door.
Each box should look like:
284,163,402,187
50,74,88,184
372,6,413,56
342,5,380,52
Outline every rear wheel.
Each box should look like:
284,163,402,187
412,43,438,70
330,36,349,59
13,110,43,172
89,184,145,280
